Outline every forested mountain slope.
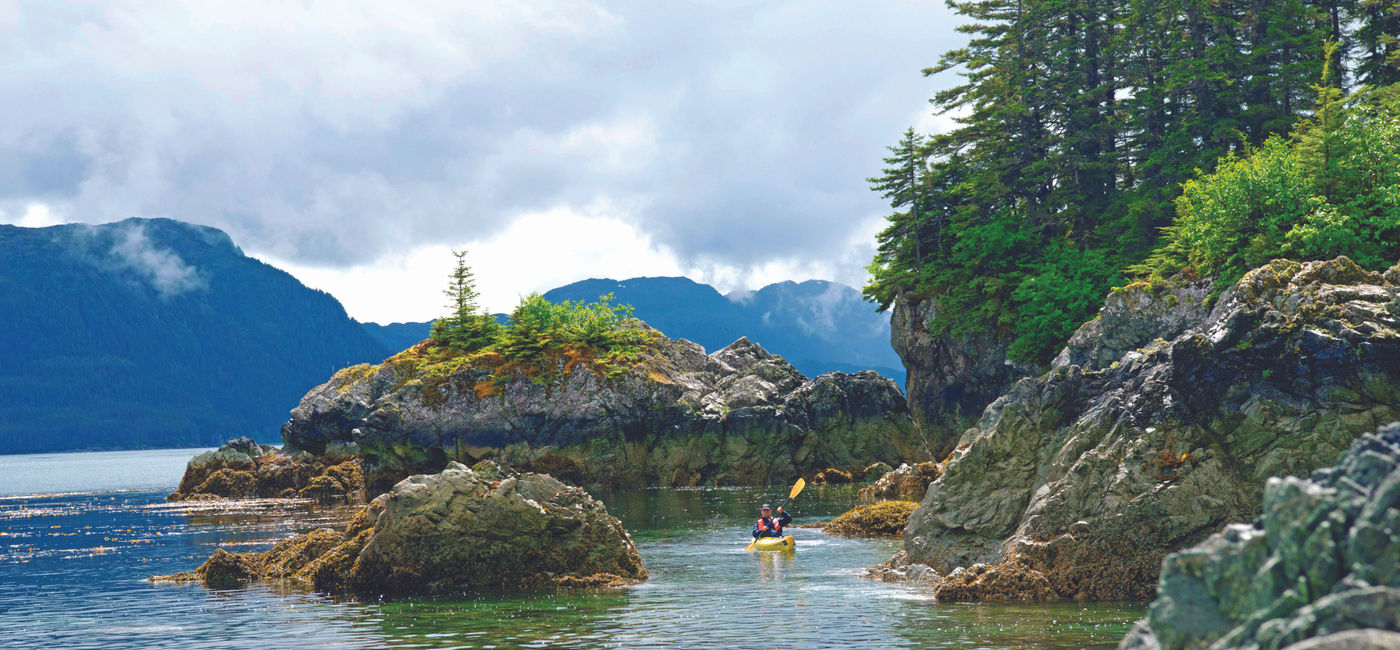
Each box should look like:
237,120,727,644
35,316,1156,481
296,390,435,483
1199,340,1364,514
0,218,391,453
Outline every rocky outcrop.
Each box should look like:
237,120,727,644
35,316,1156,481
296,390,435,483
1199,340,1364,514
890,294,1035,457
857,460,942,504
1121,422,1400,650
934,560,1060,602
892,257,1400,601
282,334,929,490
822,501,919,536
167,437,365,504
1052,277,1214,372
864,550,942,586
812,468,854,484
155,461,647,595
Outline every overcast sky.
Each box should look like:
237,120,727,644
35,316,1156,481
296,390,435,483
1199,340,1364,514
0,1,962,322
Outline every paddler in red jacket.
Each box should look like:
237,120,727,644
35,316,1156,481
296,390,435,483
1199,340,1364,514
751,503,792,538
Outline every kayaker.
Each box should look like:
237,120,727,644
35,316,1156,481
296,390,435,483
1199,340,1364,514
752,503,791,539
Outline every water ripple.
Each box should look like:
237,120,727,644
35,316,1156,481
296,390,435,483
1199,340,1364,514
0,480,1144,648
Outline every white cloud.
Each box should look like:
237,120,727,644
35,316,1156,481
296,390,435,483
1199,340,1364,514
1,1,965,312
261,204,886,323
260,202,685,321
1,203,64,228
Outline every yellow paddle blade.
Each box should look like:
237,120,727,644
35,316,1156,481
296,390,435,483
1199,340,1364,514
744,539,756,551
789,477,805,500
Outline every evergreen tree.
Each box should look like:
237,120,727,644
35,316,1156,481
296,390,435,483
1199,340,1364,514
867,128,932,266
1352,0,1400,86
430,249,498,352
865,0,1358,365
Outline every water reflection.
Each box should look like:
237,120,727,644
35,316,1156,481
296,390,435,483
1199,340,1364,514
0,478,1145,649
753,547,794,584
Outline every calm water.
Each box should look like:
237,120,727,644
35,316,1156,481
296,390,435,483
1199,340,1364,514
0,450,1145,648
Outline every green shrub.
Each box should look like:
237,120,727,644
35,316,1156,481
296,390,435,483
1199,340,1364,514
497,293,654,383
1140,85,1400,285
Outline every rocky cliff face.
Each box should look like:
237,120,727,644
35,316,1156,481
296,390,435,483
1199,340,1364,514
1121,422,1400,650
890,294,1035,457
892,257,1400,601
1051,277,1214,372
282,332,929,490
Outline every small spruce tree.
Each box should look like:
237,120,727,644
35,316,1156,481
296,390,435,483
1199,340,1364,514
430,250,498,352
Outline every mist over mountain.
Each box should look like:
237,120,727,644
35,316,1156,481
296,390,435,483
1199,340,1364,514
0,218,391,454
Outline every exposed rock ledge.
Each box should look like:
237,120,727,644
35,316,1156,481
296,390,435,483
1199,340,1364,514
882,257,1400,601
281,333,930,490
167,437,365,504
1121,422,1400,650
154,461,646,595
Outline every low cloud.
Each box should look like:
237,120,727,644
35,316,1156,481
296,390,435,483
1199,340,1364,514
0,1,961,293
107,223,206,297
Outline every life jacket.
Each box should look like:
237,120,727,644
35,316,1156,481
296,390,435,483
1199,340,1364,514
756,515,781,534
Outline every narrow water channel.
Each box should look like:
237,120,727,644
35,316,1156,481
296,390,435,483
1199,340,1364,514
0,450,1145,648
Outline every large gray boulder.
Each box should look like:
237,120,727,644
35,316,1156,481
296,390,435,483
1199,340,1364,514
156,461,648,595
1121,422,1400,650
282,330,929,490
891,257,1400,601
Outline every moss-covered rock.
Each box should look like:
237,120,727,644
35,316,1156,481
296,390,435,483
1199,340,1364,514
860,462,894,483
168,438,365,503
155,461,647,596
890,294,1037,457
813,468,854,484
823,501,919,536
280,331,930,489
857,461,941,504
151,548,260,590
933,560,1059,602
889,257,1400,601
1122,423,1400,649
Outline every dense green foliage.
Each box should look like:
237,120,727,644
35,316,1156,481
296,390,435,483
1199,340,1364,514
1141,84,1400,285
866,0,1400,365
496,292,652,376
429,254,652,381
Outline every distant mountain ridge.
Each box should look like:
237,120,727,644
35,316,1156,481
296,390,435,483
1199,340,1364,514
0,218,392,454
1,218,900,455
362,276,904,384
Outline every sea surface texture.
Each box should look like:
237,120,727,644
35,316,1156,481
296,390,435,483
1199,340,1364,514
0,449,1143,648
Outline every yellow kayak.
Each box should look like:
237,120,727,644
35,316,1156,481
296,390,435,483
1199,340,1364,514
750,535,795,551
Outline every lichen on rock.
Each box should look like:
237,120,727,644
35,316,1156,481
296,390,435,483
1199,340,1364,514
154,461,647,596
889,257,1400,601
280,331,929,490
1121,422,1400,650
